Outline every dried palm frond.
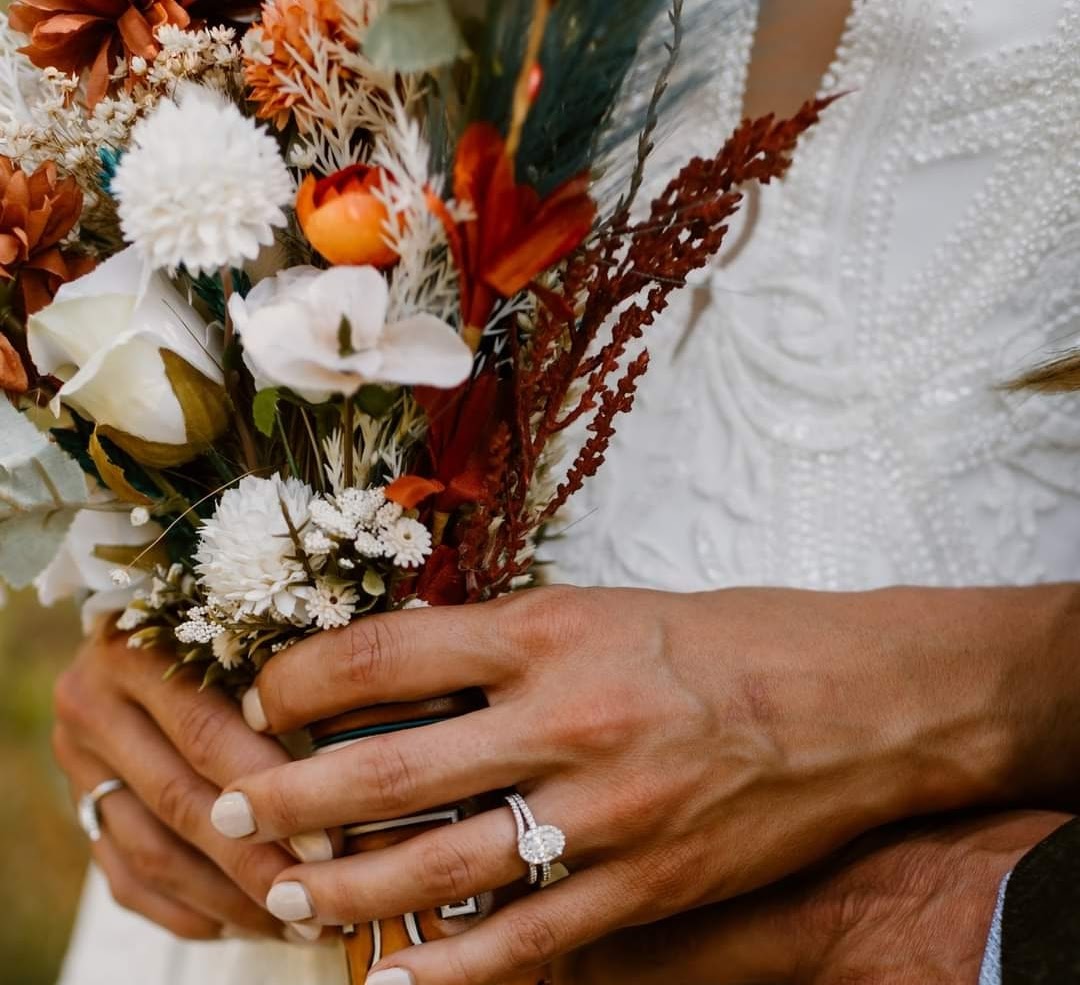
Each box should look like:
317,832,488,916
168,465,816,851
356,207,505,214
1007,350,1080,394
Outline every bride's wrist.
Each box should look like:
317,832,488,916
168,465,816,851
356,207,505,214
873,584,1080,818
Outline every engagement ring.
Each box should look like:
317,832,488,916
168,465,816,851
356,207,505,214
505,792,566,886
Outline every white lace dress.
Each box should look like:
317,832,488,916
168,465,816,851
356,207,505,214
58,1,1080,982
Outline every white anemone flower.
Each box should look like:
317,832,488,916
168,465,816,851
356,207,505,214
194,475,315,622
112,83,293,275
230,266,474,403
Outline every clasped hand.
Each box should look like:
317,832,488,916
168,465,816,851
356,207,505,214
56,583,1070,982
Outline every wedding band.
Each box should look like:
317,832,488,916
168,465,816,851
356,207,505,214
77,779,126,842
505,793,566,886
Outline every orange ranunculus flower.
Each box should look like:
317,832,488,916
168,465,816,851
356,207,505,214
296,165,399,268
445,123,596,342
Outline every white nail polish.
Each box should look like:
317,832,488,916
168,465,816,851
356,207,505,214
284,922,322,944
210,791,256,838
242,687,269,732
267,881,315,922
366,970,416,985
289,830,334,863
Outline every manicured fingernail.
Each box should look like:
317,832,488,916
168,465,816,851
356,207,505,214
210,791,256,838
289,830,333,863
242,687,268,732
366,970,416,985
284,922,322,943
267,881,314,922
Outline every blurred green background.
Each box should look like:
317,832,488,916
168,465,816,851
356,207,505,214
0,590,87,985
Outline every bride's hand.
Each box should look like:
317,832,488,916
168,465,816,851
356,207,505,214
211,584,1079,983
52,625,314,941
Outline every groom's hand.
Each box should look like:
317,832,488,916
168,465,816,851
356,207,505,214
51,625,309,940
557,811,1072,985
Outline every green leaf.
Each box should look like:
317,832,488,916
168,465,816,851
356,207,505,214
366,0,468,73
354,384,398,419
252,387,282,438
0,399,89,588
362,568,386,597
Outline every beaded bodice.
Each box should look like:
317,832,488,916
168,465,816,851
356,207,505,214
548,0,1080,592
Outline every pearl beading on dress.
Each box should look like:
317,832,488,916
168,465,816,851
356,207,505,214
548,0,1080,593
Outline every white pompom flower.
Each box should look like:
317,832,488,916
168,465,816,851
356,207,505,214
112,83,294,275
194,475,315,622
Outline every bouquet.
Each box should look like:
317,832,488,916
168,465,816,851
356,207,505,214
0,0,828,977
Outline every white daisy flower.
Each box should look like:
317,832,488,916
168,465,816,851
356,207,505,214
383,517,432,569
212,632,246,670
194,474,315,622
129,506,151,527
112,83,293,275
303,580,359,631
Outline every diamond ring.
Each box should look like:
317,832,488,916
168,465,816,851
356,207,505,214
77,778,126,843
505,793,566,886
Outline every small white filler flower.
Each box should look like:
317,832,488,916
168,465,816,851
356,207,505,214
112,83,293,275
194,475,315,622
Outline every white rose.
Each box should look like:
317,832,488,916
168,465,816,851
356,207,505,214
230,265,473,404
35,508,163,632
28,246,229,467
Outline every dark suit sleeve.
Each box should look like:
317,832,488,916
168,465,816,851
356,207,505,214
1001,817,1080,984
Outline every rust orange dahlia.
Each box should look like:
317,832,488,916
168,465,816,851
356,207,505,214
0,157,95,316
8,0,194,107
244,0,356,130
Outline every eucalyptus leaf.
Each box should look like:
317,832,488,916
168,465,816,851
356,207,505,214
355,384,398,419
0,399,89,588
366,0,468,73
252,388,282,438
362,568,386,597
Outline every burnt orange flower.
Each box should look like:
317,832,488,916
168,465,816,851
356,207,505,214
244,0,357,130
385,475,445,510
0,157,96,317
9,0,193,107
442,123,596,349
0,334,29,394
296,164,399,267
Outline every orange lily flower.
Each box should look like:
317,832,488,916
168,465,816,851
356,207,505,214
442,123,596,349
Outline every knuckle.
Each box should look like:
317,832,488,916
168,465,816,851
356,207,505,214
418,836,478,904
53,668,92,730
500,911,561,970
154,773,202,835
228,842,278,899
127,837,178,892
105,867,141,913
365,740,418,815
342,619,399,693
263,777,303,835
499,586,585,659
174,702,231,775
